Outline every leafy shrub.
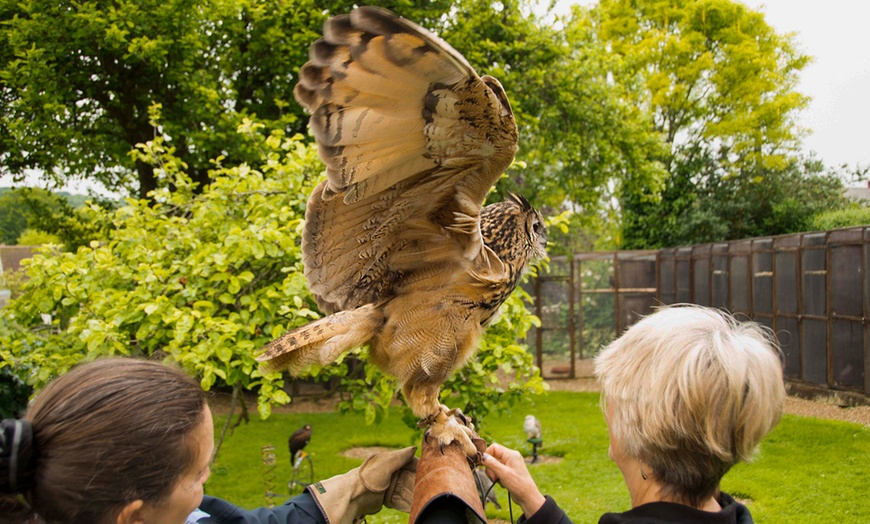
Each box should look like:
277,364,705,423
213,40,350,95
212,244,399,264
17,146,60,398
811,206,870,231
0,121,317,416
0,366,30,418
16,229,62,246
0,269,29,301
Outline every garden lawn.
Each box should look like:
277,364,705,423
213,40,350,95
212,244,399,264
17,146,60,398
207,391,870,523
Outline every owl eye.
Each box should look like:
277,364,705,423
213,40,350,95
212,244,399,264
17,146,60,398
532,221,542,235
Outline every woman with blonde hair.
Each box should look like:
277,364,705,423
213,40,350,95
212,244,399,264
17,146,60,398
483,305,786,523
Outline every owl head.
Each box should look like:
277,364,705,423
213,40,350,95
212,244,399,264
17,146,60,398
480,192,547,269
508,192,548,262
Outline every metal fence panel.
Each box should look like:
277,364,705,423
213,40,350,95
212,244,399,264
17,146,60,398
693,245,711,306
752,240,773,316
801,248,826,317
660,250,676,304
529,226,870,396
831,245,862,317
778,316,801,378
729,245,751,314
802,319,828,384
832,319,863,389
712,243,729,309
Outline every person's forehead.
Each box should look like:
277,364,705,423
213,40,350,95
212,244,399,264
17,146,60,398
190,405,215,468
202,406,215,456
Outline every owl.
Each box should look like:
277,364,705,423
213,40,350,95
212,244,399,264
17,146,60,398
524,415,542,442
257,6,547,456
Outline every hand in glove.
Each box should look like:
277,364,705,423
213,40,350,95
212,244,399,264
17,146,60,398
307,446,417,524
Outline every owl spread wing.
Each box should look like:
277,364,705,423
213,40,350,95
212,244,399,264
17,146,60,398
294,6,518,314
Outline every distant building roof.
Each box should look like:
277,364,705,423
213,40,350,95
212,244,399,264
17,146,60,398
0,246,36,273
844,182,870,203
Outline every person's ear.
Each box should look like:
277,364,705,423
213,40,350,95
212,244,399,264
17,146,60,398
116,499,146,524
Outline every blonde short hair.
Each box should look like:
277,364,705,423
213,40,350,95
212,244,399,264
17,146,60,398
595,305,785,505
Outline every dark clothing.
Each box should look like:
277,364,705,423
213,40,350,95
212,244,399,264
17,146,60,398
519,496,574,524
521,493,752,524
194,492,472,524
194,493,326,524
415,494,480,523
598,493,753,524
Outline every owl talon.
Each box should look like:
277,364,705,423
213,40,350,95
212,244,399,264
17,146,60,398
449,408,467,425
422,409,481,458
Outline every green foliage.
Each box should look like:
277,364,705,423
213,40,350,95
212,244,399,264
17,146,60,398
624,155,850,247
0,189,28,244
0,122,319,415
812,206,870,231
1,0,848,251
0,269,27,300
0,366,30,418
0,187,107,250
598,0,817,248
207,391,870,523
0,188,64,245
16,229,60,246
0,0,457,197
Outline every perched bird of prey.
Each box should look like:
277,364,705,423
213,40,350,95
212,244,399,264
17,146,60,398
256,6,547,455
524,415,542,442
288,424,312,465
473,468,502,509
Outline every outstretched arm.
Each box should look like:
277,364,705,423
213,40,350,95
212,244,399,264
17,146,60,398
195,493,324,524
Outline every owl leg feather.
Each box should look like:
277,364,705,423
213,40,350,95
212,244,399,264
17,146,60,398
403,383,478,458
256,304,383,374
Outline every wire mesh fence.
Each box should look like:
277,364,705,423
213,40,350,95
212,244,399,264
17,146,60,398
526,226,870,398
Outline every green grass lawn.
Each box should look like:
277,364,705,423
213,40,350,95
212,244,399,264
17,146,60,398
206,391,870,523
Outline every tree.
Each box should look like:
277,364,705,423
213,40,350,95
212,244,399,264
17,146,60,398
2,0,670,243
624,154,849,246
16,229,60,246
0,189,28,244
591,0,813,247
0,187,69,245
0,120,546,427
0,0,455,198
0,187,108,250
436,1,666,254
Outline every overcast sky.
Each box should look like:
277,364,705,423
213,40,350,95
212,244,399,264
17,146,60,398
743,0,870,172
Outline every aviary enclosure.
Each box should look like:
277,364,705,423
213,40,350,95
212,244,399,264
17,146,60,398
526,225,870,400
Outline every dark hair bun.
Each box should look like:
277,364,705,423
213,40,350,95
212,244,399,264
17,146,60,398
0,419,35,494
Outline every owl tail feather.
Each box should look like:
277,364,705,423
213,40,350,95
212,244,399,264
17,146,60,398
256,304,383,375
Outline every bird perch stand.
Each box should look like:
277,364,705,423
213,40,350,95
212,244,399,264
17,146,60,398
288,451,314,493
527,438,543,464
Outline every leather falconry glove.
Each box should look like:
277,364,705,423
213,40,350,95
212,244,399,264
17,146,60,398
307,445,417,524
409,428,487,524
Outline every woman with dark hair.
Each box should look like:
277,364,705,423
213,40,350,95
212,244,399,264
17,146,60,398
0,358,416,524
